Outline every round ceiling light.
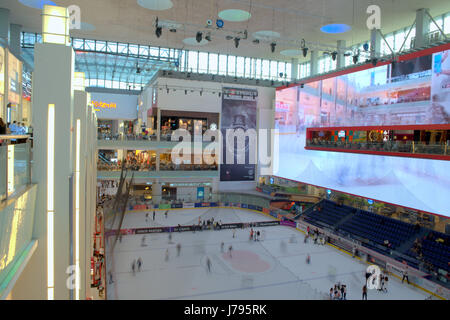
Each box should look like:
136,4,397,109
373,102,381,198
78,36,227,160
218,9,251,22
252,30,281,41
280,49,302,57
183,37,208,46
18,0,56,9
320,24,351,34
137,0,173,11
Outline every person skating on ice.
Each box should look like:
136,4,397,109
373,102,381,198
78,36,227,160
206,257,212,273
221,242,224,253
176,243,181,257
228,245,233,258
153,211,155,220
165,248,169,262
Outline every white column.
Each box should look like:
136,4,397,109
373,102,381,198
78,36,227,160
0,8,10,43
337,40,346,69
310,51,319,76
290,58,299,80
415,8,431,49
9,23,22,58
32,43,75,300
370,29,381,59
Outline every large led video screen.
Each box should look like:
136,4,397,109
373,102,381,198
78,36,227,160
275,46,450,217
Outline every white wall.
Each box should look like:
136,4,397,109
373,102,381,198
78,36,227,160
147,77,276,192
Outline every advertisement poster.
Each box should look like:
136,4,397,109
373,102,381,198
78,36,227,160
90,92,138,120
7,50,21,105
220,87,257,181
276,47,450,216
0,47,4,96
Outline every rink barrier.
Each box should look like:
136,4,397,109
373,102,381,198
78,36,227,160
295,219,449,300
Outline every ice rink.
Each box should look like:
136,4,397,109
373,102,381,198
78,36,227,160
106,208,429,300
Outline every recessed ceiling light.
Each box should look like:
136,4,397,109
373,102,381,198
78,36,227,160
218,9,251,22
137,0,173,11
183,37,208,46
18,0,56,9
280,49,302,57
320,24,351,34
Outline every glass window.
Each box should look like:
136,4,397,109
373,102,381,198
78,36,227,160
208,53,218,74
129,44,139,55
244,57,251,78
270,60,278,79
394,31,405,51
180,50,186,72
198,52,208,73
117,43,128,54
262,60,270,79
255,59,262,78
430,18,443,32
228,55,236,76
218,55,227,75
188,51,198,73
445,15,450,34
150,47,160,57
236,57,245,77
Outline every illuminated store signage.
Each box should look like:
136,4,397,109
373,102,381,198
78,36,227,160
91,100,117,111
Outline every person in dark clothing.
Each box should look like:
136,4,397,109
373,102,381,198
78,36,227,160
362,285,368,300
0,117,6,135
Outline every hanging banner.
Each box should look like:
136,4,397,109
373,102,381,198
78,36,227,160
220,87,257,181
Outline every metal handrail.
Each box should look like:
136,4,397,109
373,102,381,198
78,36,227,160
0,135,31,140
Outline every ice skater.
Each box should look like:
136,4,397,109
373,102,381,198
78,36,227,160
108,271,114,284
165,210,168,219
176,243,181,257
402,269,409,284
206,257,212,273
145,212,149,223
131,259,136,275
233,229,236,238
153,210,155,220
119,234,122,243
141,235,147,247
165,248,169,262
137,257,143,272
168,233,172,243
221,242,224,253
228,245,233,258
306,254,311,264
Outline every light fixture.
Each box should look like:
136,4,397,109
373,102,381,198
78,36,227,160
196,31,203,43
363,43,370,52
47,103,55,300
371,58,378,66
270,42,276,53
185,89,187,95
216,19,224,28
205,32,211,42
75,118,81,300
234,37,240,48
42,4,70,46
331,51,338,61
320,24,352,34
302,47,308,57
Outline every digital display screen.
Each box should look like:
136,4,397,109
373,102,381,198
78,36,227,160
275,47,450,217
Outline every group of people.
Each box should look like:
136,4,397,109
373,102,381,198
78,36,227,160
329,282,347,300
131,257,144,274
195,217,223,231
249,228,262,241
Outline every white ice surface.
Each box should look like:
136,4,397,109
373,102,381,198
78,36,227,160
106,208,428,300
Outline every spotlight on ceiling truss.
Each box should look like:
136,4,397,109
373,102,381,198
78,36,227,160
196,31,203,43
270,42,276,53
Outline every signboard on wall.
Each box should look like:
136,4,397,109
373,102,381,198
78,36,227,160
90,92,138,120
220,87,257,181
7,50,21,105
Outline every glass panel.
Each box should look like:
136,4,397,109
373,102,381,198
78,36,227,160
180,50,186,72
236,57,245,77
445,15,450,34
270,61,278,79
255,59,262,78
285,63,292,80
244,57,251,78
262,60,270,79
227,55,236,76
188,51,198,72
150,47,159,57
11,142,30,194
208,53,218,74
95,41,107,52
430,18,443,32
394,32,405,51
218,55,227,75
198,52,208,73
129,44,139,55
0,145,6,199
117,43,128,54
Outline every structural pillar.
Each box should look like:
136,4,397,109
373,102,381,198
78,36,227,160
310,50,319,77
370,29,382,58
0,8,10,44
336,40,346,69
290,58,299,80
9,23,22,58
415,8,431,49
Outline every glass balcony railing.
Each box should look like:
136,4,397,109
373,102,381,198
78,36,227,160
0,135,32,201
98,133,158,141
306,140,449,158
